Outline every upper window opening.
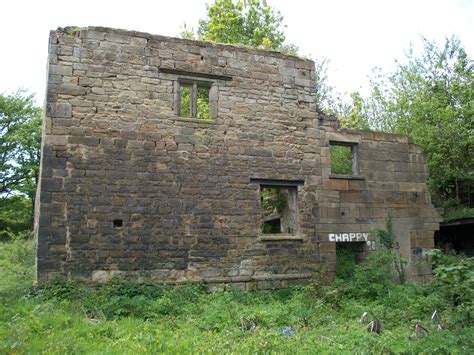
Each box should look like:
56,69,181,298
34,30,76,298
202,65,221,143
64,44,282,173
179,85,192,117
196,86,210,119
178,81,210,120
330,142,358,175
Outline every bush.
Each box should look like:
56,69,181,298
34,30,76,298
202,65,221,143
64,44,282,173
0,196,33,241
335,245,358,280
426,249,474,324
343,250,397,300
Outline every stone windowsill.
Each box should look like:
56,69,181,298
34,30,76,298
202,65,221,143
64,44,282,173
258,234,304,241
329,174,365,180
173,116,214,124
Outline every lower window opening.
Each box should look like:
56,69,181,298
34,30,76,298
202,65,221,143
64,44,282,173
260,186,297,234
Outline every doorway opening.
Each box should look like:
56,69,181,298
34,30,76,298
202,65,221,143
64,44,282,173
335,242,367,280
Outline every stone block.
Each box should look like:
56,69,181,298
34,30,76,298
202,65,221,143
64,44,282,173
416,238,434,249
48,103,72,118
41,178,63,192
323,179,349,190
319,242,335,253
49,84,87,96
50,64,72,76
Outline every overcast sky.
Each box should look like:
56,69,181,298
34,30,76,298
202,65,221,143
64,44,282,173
1,0,472,105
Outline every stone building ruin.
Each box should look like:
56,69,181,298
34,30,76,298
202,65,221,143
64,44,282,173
35,27,440,289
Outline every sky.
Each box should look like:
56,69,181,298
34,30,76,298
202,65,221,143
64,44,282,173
1,0,472,105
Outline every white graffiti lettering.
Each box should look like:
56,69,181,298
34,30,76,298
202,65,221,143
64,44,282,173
328,232,370,242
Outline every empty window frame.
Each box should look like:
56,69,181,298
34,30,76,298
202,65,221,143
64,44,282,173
178,81,210,120
255,182,301,236
329,142,359,176
251,179,303,236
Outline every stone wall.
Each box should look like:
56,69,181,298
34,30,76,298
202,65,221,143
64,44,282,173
317,116,440,282
35,27,440,288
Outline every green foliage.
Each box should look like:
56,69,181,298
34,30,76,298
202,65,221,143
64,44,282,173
1,238,473,353
196,87,210,119
375,213,394,249
313,59,370,129
426,249,474,323
314,57,334,113
261,187,288,233
183,0,297,54
179,85,191,117
179,23,195,40
179,85,210,120
261,187,287,214
0,91,42,199
343,250,397,300
338,91,371,129
330,145,353,175
0,195,33,240
335,245,358,280
442,206,474,222
0,91,41,238
355,37,473,207
0,238,35,302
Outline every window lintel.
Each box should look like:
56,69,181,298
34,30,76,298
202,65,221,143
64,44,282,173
250,178,304,187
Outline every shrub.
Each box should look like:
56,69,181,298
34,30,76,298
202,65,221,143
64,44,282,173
343,250,396,300
426,249,474,324
335,245,358,280
0,196,34,241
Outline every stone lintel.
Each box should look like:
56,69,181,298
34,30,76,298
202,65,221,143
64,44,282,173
160,67,232,81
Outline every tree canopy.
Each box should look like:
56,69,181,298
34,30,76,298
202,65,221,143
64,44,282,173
344,37,473,208
181,0,297,54
0,91,42,200
0,91,41,237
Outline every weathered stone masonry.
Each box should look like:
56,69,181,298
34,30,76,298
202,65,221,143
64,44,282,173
35,27,440,289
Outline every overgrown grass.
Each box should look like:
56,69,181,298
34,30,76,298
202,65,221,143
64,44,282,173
1,239,473,353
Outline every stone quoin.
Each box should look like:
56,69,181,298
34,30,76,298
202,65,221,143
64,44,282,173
34,27,440,289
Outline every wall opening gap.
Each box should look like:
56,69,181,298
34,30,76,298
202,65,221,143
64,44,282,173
335,242,366,280
260,186,297,234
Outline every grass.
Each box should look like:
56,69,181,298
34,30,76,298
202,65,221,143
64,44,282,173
1,239,473,353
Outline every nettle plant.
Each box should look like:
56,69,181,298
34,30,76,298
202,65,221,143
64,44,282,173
425,248,474,323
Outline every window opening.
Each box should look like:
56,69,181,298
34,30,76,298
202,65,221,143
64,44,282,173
196,86,210,119
330,142,358,175
179,85,192,117
260,186,297,234
178,81,210,120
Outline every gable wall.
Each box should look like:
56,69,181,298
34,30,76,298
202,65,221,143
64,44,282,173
35,27,439,288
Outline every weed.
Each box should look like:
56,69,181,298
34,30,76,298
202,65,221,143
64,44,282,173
0,238,473,353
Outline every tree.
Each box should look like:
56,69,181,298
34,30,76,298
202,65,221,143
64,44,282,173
181,0,297,54
337,92,370,130
356,37,473,207
313,58,370,130
0,91,42,199
314,57,336,113
0,91,42,237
